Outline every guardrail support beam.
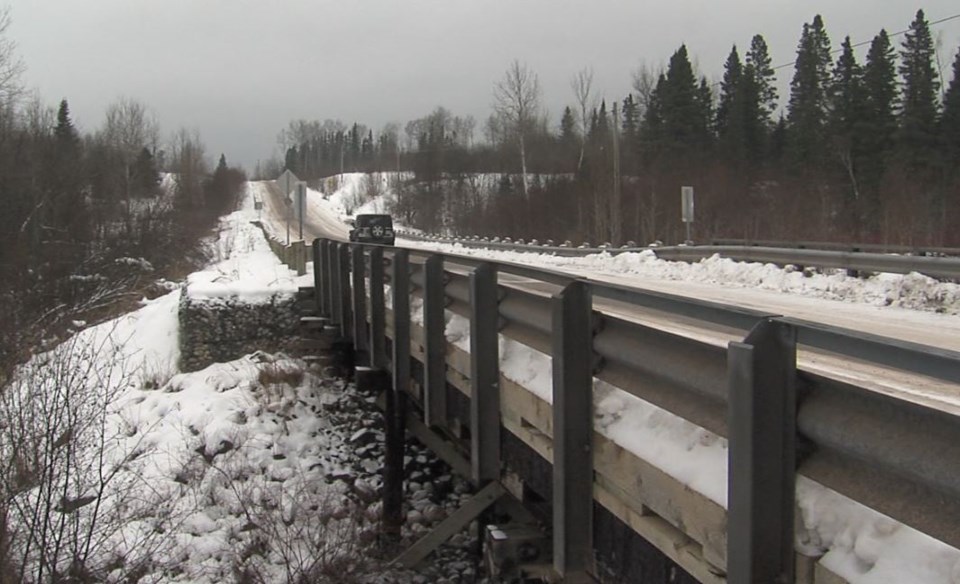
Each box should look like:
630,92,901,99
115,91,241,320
351,244,369,360
392,249,411,393
727,319,797,584
312,239,325,317
338,243,352,338
383,248,411,543
552,281,595,578
470,262,500,484
327,240,340,326
369,246,386,369
423,255,447,428
382,369,406,544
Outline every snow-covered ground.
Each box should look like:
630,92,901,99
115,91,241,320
4,178,958,582
0,187,468,582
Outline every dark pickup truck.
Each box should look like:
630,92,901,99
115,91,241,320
348,214,395,246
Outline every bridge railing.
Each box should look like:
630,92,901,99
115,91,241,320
311,237,960,583
254,220,309,275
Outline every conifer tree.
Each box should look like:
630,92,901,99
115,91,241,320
620,95,640,174
718,44,767,166
640,74,666,158
696,77,714,145
769,115,787,163
898,9,941,167
590,100,610,144
787,15,832,170
716,46,743,138
659,45,709,154
132,147,160,194
746,35,778,126
349,123,362,171
284,146,299,174
862,30,899,150
738,63,765,164
54,99,79,148
362,130,374,169
620,95,639,144
941,46,960,168
828,36,866,204
50,98,88,241
829,38,865,139
857,28,899,223
559,105,578,165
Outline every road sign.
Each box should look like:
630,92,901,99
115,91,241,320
277,169,300,196
681,186,694,223
681,186,694,244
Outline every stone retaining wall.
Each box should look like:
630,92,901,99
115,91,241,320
178,288,300,372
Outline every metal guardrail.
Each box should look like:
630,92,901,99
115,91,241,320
309,238,960,583
398,230,960,280
255,221,309,275
710,238,960,257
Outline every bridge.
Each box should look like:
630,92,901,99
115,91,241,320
263,229,959,583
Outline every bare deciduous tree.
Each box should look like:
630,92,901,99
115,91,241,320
494,60,541,199
103,98,159,164
632,61,660,119
169,128,208,211
101,98,160,221
0,8,24,107
571,67,594,172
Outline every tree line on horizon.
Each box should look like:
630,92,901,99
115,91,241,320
276,10,960,248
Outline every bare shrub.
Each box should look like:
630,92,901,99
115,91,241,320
0,327,182,582
215,464,375,583
363,173,383,202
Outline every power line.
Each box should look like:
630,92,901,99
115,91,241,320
770,12,960,73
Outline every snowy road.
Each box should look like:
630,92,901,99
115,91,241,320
252,180,348,244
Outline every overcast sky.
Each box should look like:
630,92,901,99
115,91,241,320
6,1,960,171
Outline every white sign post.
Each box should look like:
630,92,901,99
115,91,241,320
276,169,300,244
681,186,694,244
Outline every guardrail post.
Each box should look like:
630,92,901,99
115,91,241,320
469,262,500,484
294,240,306,275
369,246,386,369
727,319,797,584
423,254,447,428
351,244,368,361
552,281,594,579
392,249,411,392
328,241,340,327
338,243,352,339
383,248,410,543
312,239,325,317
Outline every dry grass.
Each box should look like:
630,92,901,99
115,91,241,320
257,362,305,388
